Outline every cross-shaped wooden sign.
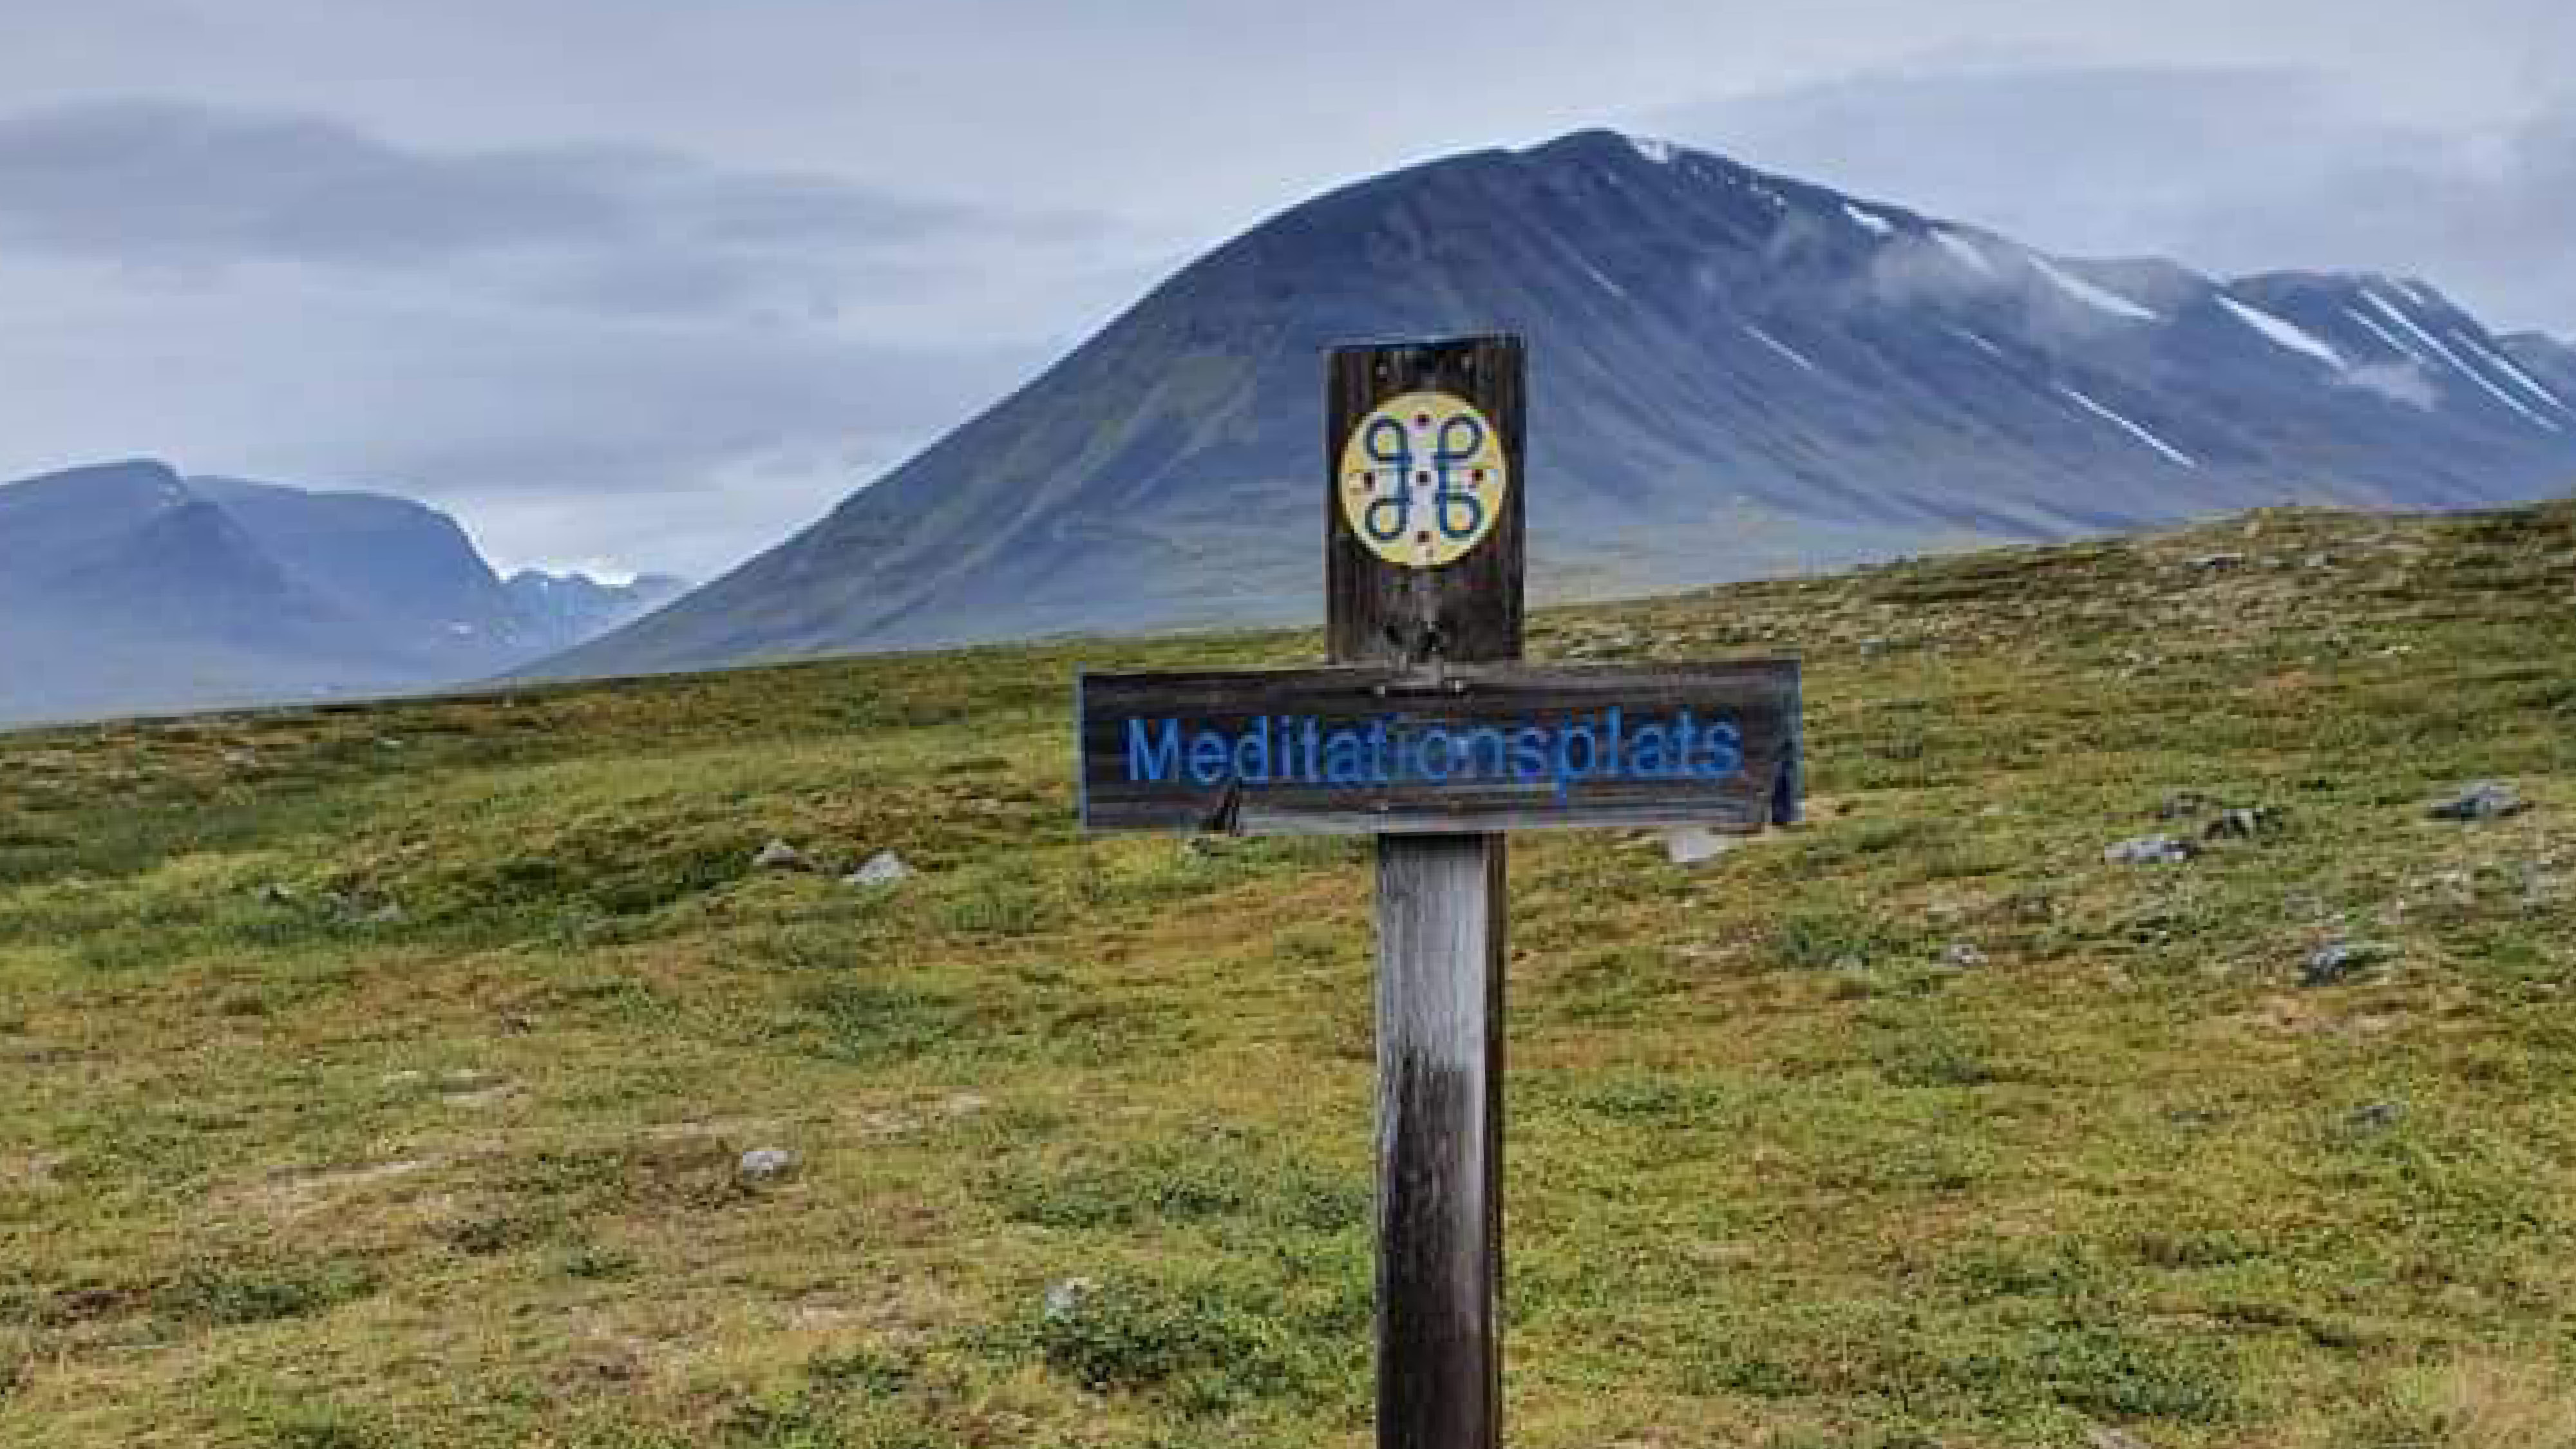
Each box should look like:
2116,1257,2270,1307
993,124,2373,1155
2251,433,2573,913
1076,334,1803,1448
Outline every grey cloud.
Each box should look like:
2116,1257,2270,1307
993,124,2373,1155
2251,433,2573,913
2340,361,2440,410
0,99,1106,317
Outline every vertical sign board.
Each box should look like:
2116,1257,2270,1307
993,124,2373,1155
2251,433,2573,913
1075,334,1801,1449
1332,336,1519,1449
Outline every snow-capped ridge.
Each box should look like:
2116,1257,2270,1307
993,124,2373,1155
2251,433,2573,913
2365,289,2561,430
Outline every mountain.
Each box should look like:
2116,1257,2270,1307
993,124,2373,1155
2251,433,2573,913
0,460,685,724
2502,332,2576,399
538,129,2576,681
189,475,529,660
504,569,692,652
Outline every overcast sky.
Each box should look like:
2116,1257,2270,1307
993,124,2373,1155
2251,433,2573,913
3,1,2569,581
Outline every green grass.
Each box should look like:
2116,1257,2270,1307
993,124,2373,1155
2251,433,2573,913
2,500,2572,1447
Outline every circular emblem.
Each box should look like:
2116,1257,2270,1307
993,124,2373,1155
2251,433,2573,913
1338,390,1508,568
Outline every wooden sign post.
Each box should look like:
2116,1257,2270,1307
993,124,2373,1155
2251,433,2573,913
1077,334,1800,1448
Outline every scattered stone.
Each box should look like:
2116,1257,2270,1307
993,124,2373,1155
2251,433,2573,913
1043,1276,1097,1322
221,748,259,768
359,900,406,926
2301,940,2390,988
2184,552,2247,570
843,849,914,886
1662,826,1738,866
2348,1101,2405,1131
737,1147,799,1182
2156,790,2217,820
1938,942,1987,971
2104,835,2199,866
255,882,298,905
2429,781,2526,821
752,838,809,871
2203,806,2281,841
2085,1426,2152,1449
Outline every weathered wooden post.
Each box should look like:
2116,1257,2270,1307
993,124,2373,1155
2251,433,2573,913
1075,330,1799,1448
1328,334,1522,1449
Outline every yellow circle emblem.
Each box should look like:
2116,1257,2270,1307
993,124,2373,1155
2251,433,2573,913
1338,390,1508,568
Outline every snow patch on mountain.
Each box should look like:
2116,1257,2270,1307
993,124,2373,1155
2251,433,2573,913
2032,256,2157,322
1842,202,1895,236
2060,386,2197,467
1948,325,2007,359
2345,307,2429,365
1931,229,1995,276
2461,336,2570,414
2219,295,2344,369
1743,325,1820,373
2367,291,2560,430
1625,134,1678,165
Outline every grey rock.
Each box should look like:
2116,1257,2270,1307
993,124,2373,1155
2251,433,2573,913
2348,1101,2405,1130
2301,940,2389,987
2156,790,2217,820
2203,806,2281,840
2184,552,2248,569
2429,781,2526,820
1043,1276,1097,1322
843,849,914,886
1938,942,1987,971
737,1147,799,1181
2085,1427,2152,1449
1662,826,1738,866
752,838,808,871
2104,835,2199,866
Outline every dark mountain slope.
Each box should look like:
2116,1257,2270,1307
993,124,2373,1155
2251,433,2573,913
540,131,2576,681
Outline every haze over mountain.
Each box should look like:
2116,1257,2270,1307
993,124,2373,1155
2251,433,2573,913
536,130,2576,682
0,460,687,724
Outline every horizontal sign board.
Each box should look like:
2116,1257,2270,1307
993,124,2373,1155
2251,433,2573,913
1076,659,1800,837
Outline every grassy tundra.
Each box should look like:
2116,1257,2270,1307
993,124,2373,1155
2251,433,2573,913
2,499,2571,1448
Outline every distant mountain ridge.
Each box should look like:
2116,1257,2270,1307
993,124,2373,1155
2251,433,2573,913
540,129,2576,681
0,460,686,724
505,568,691,645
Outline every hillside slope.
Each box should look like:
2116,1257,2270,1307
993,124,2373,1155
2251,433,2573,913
3,497,2570,1447
541,130,2576,679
